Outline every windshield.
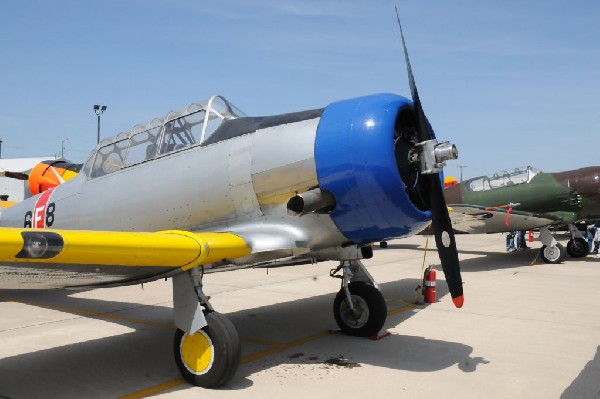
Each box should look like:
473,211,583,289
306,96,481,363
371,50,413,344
466,166,541,192
83,95,245,178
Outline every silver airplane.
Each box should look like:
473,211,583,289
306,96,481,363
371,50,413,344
0,19,463,388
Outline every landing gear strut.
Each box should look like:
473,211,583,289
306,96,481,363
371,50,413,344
330,260,387,337
172,269,241,388
538,227,566,264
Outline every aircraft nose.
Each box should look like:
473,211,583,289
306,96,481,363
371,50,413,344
576,167,600,197
593,168,600,192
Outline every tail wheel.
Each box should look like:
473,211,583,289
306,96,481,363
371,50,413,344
333,281,387,337
566,238,589,258
174,312,241,388
540,243,566,264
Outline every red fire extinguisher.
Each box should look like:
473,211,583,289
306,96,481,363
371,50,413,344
423,266,437,304
528,230,534,243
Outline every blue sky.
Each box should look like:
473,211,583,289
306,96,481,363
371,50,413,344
1,1,598,180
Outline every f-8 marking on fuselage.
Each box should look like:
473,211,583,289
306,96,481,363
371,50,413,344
23,187,56,228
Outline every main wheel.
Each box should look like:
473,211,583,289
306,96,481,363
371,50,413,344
174,312,241,388
566,238,589,258
333,281,387,337
540,243,566,264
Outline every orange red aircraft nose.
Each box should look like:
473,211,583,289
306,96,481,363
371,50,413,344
28,160,81,195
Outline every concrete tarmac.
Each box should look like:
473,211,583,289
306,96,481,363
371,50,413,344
1,233,599,398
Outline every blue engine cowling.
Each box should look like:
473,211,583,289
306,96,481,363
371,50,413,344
314,93,433,244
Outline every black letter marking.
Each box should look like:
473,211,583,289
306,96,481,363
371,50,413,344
45,203,55,227
24,211,32,228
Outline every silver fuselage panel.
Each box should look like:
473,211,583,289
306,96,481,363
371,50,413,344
0,113,346,288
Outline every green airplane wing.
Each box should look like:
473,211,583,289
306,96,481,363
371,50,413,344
448,204,561,234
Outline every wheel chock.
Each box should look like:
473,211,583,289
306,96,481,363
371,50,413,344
370,330,391,340
328,328,391,340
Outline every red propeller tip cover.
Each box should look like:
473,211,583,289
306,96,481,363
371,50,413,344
452,296,464,308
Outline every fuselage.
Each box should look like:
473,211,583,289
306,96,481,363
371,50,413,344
445,166,600,223
0,94,436,288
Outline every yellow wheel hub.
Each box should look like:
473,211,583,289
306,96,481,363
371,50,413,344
180,330,214,375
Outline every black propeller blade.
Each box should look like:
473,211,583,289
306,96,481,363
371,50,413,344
1,171,29,181
395,7,463,308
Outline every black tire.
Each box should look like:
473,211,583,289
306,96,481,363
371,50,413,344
379,241,388,248
333,281,387,337
566,238,589,258
540,243,566,264
174,312,241,388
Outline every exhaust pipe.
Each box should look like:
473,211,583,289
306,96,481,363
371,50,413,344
287,188,336,216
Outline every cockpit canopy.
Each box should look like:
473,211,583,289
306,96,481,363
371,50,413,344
466,166,541,192
83,95,245,178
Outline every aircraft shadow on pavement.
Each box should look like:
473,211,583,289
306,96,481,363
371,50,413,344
0,279,477,397
457,248,542,272
377,243,599,272
456,247,600,272
560,345,600,399
374,242,544,270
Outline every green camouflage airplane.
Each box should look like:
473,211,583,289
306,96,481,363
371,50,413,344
444,166,600,263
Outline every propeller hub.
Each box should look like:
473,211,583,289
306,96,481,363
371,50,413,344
414,139,458,174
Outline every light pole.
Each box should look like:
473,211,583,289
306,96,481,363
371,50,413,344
61,139,68,158
93,104,107,144
458,165,468,182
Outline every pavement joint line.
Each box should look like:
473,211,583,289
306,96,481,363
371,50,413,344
0,297,174,330
0,298,109,332
121,302,415,397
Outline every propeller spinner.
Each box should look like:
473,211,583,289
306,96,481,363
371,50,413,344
1,159,82,196
395,7,464,308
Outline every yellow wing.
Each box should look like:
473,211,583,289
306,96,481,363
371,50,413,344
0,228,250,289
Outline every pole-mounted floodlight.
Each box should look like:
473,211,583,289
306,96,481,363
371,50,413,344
93,104,107,144
458,165,468,182
61,138,68,158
